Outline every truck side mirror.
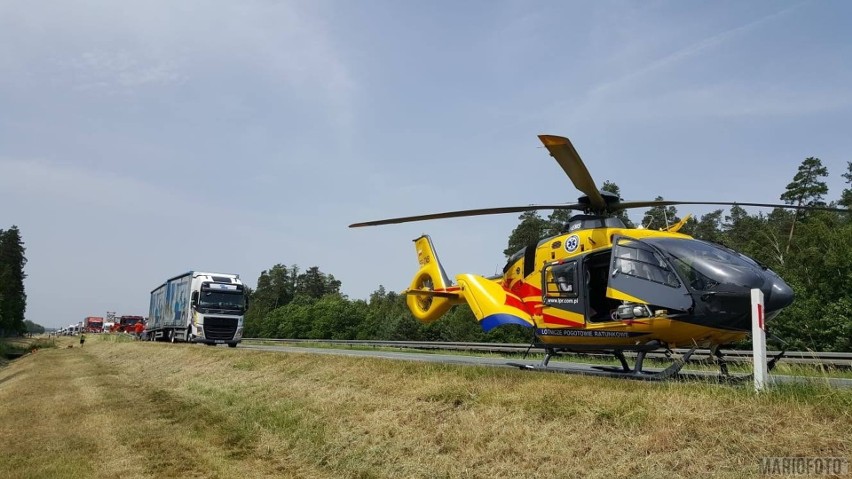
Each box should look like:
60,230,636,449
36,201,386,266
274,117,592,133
191,291,198,307
244,294,250,311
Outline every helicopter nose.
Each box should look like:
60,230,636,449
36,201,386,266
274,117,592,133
765,277,794,312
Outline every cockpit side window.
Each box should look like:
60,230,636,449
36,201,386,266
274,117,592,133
614,242,680,288
544,261,579,299
669,257,717,291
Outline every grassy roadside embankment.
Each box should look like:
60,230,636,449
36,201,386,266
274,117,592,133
0,335,849,478
0,336,56,362
242,339,852,379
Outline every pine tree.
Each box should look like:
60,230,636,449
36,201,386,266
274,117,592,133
243,264,297,337
0,226,27,336
780,157,829,253
841,161,852,208
296,266,342,299
544,209,573,237
690,209,724,243
0,228,4,335
722,206,770,264
641,196,680,230
503,211,547,257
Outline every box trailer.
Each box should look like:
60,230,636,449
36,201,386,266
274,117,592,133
148,271,247,347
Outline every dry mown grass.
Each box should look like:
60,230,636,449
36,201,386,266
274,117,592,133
0,336,849,479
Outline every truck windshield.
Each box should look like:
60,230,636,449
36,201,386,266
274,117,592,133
199,291,245,310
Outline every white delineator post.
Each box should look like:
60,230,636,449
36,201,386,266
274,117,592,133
751,288,768,392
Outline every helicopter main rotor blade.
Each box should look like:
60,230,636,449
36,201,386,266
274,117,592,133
538,135,606,211
614,200,851,213
349,203,585,228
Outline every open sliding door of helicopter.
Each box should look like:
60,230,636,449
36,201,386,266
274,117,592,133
608,236,693,313
541,260,585,324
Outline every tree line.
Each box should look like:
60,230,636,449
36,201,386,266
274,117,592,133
243,265,530,344
0,226,28,337
246,158,852,352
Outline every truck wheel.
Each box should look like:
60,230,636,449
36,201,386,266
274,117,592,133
186,327,192,343
228,343,237,348
169,330,176,343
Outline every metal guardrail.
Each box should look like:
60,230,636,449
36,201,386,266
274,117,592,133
241,338,852,368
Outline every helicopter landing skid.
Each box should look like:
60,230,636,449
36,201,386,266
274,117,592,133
507,347,699,381
708,348,787,384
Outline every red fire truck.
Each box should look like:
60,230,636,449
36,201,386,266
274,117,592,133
118,315,145,333
83,316,104,333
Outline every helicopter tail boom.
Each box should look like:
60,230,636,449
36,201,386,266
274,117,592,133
405,235,536,329
456,274,535,331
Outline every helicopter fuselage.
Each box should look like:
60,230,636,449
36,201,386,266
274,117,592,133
406,216,793,352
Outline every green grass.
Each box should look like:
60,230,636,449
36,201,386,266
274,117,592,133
95,332,137,343
1,337,849,478
0,337,57,360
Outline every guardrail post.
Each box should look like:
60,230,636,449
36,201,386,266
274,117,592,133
751,288,768,392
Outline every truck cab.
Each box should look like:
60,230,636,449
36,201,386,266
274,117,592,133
190,276,247,345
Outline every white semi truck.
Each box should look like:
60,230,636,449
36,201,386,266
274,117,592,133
148,271,248,347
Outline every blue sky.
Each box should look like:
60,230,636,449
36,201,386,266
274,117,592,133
1,1,850,329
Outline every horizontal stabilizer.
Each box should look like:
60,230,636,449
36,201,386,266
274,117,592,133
404,289,461,299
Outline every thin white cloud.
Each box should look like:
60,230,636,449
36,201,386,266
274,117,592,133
1,1,355,131
58,50,184,92
0,157,278,228
0,158,179,215
514,2,808,132
587,3,805,99
614,83,852,120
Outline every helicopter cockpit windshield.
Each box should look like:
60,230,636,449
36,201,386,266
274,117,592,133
644,238,764,291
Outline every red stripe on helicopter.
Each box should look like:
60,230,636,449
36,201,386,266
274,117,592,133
504,294,526,311
511,281,542,299
504,281,544,316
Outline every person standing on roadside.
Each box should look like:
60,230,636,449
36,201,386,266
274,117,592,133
134,320,144,340
79,333,86,347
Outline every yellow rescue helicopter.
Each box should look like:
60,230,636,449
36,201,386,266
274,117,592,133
350,135,848,379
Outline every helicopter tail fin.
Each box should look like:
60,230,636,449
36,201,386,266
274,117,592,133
406,235,464,323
